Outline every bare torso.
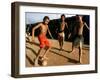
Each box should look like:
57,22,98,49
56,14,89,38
40,23,48,35
75,21,84,35
60,21,66,31
78,22,84,35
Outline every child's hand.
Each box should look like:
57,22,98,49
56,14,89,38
51,37,54,39
68,33,71,39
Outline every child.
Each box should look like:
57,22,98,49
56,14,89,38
32,16,53,66
70,15,89,63
57,14,68,50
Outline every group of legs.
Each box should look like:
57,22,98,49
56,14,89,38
58,31,84,63
58,32,65,51
34,34,84,66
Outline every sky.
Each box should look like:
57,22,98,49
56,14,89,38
25,12,76,24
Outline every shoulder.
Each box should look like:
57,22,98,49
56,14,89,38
38,23,43,26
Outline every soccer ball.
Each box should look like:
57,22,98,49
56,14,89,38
38,57,47,66
42,60,47,66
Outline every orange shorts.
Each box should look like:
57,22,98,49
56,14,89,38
38,34,51,48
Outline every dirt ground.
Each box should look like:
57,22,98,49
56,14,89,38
25,36,89,67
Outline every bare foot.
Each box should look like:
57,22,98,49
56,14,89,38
38,56,48,66
69,50,75,54
59,47,63,51
34,58,39,67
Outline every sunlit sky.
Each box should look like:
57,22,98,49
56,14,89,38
25,12,76,24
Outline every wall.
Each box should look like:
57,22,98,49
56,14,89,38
0,0,99,80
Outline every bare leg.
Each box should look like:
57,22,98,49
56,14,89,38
59,37,64,51
61,37,64,50
41,47,51,59
36,47,51,66
34,48,44,66
70,43,75,53
60,39,63,50
79,41,82,63
58,37,62,50
62,37,64,45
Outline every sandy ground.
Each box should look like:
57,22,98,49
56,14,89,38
25,36,89,67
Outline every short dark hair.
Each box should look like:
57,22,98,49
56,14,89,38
61,14,65,18
43,16,50,22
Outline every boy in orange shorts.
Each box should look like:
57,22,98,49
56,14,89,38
32,16,53,66
38,33,51,48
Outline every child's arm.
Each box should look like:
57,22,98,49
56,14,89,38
84,22,89,30
65,22,68,29
32,23,41,41
68,33,71,39
65,22,71,39
47,26,54,39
